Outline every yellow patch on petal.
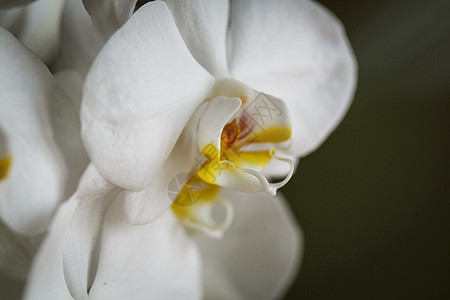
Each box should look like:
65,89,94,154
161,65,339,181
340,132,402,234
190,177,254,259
172,175,219,208
172,177,229,238
224,150,272,171
196,159,235,186
0,155,12,181
201,143,220,161
248,126,292,144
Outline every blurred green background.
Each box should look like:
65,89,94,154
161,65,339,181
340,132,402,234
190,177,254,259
284,0,449,298
1,0,449,299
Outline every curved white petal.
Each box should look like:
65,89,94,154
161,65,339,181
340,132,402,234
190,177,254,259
81,1,215,190
123,108,201,224
196,190,303,300
229,0,357,158
164,0,229,76
197,96,241,152
0,27,66,235
62,165,118,299
60,0,105,78
89,196,202,300
25,165,118,299
25,170,202,300
122,157,192,225
23,200,77,300
82,0,137,37
0,0,65,64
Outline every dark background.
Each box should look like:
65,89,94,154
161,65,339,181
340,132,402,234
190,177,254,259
284,0,449,298
1,0,449,299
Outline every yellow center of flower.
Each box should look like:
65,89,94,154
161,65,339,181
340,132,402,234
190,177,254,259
0,155,12,181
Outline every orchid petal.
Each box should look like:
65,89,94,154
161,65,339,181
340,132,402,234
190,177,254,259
60,0,105,77
164,0,229,76
25,165,117,299
62,165,119,299
82,0,137,37
25,169,202,300
196,190,303,300
229,0,357,158
88,198,202,300
122,162,186,225
239,93,291,144
23,200,77,300
81,1,215,190
197,96,241,153
0,28,70,235
123,109,200,224
0,0,65,63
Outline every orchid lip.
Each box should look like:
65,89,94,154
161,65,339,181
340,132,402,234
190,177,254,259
170,79,294,238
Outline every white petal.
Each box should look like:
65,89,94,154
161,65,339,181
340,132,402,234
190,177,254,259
89,196,202,300
229,0,357,157
25,170,202,300
81,1,215,190
123,110,200,224
25,165,117,300
239,93,291,144
23,200,77,300
164,0,229,76
60,0,105,77
0,0,65,64
197,96,241,152
62,165,118,299
196,191,303,300
82,0,137,37
0,27,66,235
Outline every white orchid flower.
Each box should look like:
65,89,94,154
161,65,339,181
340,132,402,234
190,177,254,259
0,0,66,64
75,0,356,226
0,27,88,279
24,0,356,298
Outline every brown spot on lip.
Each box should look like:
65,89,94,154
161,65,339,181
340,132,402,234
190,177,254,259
221,119,240,151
